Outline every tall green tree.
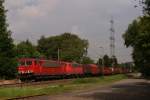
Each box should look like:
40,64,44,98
97,55,118,67
97,58,103,66
0,0,17,79
16,40,41,58
81,56,94,64
37,33,89,62
110,56,118,67
123,17,150,76
103,55,111,67
123,0,150,76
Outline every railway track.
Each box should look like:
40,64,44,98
0,73,132,88
0,78,74,88
7,94,47,100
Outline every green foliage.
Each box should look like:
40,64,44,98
110,56,118,66
0,0,17,79
37,33,89,62
123,20,139,47
142,0,150,15
123,16,150,76
123,0,150,76
97,58,103,66
16,40,41,58
97,55,118,67
103,55,111,67
81,56,94,64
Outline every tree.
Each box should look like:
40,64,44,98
81,56,94,64
0,0,17,79
97,58,103,66
123,18,150,76
123,0,150,76
103,55,111,67
97,55,118,67
37,33,89,62
110,56,118,67
16,40,41,58
142,0,150,15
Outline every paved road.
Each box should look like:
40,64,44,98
23,79,150,100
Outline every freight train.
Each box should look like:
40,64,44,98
18,58,130,81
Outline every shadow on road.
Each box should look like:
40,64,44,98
79,81,150,100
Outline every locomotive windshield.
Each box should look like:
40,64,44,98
19,60,32,66
20,61,25,66
26,61,32,65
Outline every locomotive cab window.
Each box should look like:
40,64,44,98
19,61,25,66
26,61,32,66
19,60,32,66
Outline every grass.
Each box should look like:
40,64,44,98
72,74,127,84
0,74,127,100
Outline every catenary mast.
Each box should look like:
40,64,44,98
110,18,115,62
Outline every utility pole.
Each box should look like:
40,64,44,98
58,48,60,61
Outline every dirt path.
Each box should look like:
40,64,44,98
22,78,150,100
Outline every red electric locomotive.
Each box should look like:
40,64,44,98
18,58,83,81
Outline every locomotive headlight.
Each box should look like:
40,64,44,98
28,70,33,73
18,71,25,74
27,70,30,73
30,70,33,73
22,71,25,74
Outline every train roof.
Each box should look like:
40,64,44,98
18,58,80,64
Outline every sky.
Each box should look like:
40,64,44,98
5,0,142,63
